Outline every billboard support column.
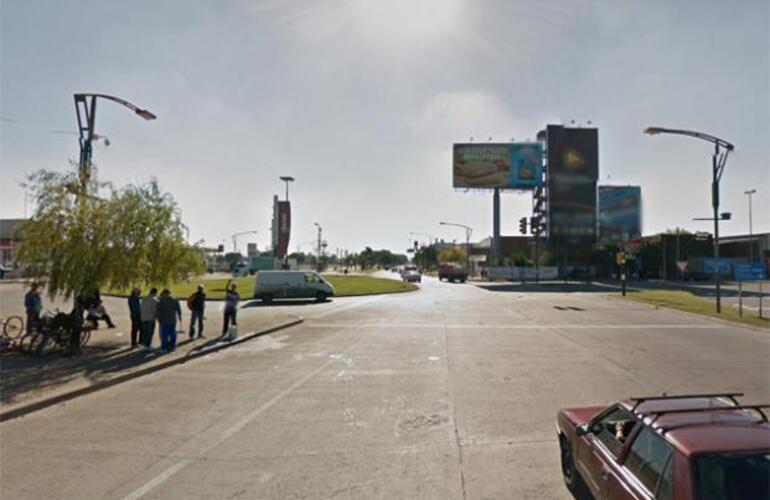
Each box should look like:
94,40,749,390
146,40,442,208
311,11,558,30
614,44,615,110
493,188,501,266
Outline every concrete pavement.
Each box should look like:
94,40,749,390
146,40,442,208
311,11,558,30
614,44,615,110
1,277,768,499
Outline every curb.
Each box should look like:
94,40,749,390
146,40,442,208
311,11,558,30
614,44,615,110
0,317,304,423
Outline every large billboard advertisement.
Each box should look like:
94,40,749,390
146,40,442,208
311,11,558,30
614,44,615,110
546,125,598,242
598,186,641,243
453,143,543,189
276,200,291,260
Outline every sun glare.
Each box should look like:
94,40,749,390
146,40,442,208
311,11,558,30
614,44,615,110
346,0,463,48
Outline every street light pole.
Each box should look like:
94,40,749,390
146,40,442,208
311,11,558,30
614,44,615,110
439,222,473,273
745,189,756,262
231,230,258,253
409,232,434,246
645,126,734,313
74,93,156,192
314,223,322,271
279,176,295,202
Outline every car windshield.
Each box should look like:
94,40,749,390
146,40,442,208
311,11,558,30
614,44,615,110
696,452,770,500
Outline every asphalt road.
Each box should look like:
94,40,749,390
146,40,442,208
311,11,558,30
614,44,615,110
2,276,769,499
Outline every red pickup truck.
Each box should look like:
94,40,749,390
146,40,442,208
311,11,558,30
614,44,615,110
557,393,769,499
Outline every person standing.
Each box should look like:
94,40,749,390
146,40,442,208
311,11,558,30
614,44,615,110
222,283,240,336
24,282,42,333
157,289,181,353
188,285,206,339
127,288,142,347
140,288,159,350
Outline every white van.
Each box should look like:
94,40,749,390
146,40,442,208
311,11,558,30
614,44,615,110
254,271,335,303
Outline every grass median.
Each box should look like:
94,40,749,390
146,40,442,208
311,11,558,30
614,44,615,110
619,290,769,329
107,274,416,300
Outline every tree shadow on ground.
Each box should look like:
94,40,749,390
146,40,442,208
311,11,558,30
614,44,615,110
0,334,201,406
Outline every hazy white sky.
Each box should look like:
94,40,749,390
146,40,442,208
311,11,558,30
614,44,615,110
1,0,768,254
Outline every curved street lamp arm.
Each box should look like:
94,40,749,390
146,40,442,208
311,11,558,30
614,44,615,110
75,93,157,120
644,127,734,151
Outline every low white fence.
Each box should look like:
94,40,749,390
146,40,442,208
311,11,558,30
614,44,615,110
487,266,559,281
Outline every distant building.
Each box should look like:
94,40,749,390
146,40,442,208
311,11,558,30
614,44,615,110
0,218,26,267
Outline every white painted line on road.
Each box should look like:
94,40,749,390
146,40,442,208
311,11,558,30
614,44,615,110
120,460,193,500
305,323,723,329
118,326,372,500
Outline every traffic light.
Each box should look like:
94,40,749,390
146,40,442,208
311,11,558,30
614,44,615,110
529,217,539,234
518,217,527,235
217,244,225,253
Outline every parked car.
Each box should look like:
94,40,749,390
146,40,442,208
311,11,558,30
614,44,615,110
253,270,334,303
557,392,770,500
401,269,422,283
438,262,468,283
0,265,8,279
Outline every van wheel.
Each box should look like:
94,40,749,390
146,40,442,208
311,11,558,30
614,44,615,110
261,294,273,304
316,291,328,302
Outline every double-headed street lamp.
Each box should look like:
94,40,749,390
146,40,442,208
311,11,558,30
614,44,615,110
439,222,473,272
279,176,295,201
74,93,156,191
645,126,734,313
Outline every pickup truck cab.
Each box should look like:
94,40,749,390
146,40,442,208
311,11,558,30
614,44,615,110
557,393,770,499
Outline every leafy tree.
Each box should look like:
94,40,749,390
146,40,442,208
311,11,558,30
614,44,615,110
16,167,204,299
414,245,438,270
224,252,244,271
438,247,467,264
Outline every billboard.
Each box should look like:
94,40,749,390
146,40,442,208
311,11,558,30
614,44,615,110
276,201,291,260
598,186,642,243
453,143,543,189
546,125,598,243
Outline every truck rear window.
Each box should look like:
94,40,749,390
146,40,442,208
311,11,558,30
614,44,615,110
696,452,770,500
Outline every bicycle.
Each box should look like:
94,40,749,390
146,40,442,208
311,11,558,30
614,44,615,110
25,311,93,356
1,315,25,342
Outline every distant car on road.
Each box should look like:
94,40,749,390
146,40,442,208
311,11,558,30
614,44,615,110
557,392,770,500
438,262,468,283
253,270,334,303
401,268,421,283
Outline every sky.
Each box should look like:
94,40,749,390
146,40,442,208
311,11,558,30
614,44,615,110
1,0,768,255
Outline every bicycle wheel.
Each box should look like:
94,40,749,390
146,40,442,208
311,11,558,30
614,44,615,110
3,316,24,341
30,332,57,357
17,332,35,354
79,328,91,348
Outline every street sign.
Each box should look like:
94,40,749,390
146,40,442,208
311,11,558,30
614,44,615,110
734,263,766,281
676,260,689,272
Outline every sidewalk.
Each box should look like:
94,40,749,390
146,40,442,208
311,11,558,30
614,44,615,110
0,310,301,420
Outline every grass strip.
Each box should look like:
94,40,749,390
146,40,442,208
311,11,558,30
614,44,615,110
619,290,769,329
107,274,416,300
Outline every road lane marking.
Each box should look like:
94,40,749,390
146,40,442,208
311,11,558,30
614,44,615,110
117,326,373,500
120,460,193,500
